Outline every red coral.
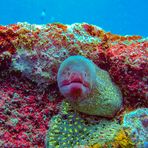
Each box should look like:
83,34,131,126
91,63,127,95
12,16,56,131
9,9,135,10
0,72,62,147
106,42,148,107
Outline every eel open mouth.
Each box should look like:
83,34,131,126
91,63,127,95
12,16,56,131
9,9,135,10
58,71,91,101
60,77,89,88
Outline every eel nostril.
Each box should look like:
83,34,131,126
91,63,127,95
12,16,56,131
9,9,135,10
70,72,82,82
67,71,71,76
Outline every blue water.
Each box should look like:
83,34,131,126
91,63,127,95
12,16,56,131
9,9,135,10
0,0,147,37
144,142,148,148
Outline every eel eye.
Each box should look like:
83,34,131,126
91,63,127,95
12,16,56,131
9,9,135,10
84,72,87,77
62,71,66,75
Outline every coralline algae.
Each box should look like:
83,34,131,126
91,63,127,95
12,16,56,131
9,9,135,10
0,22,147,147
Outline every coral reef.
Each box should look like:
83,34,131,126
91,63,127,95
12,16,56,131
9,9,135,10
0,71,61,147
123,108,148,147
0,23,147,108
106,41,148,108
46,101,119,147
0,22,147,147
46,101,135,148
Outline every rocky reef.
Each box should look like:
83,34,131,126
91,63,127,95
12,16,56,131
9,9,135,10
123,108,148,148
0,22,147,147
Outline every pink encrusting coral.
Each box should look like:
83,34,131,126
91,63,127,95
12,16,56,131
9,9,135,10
106,41,148,107
0,22,147,147
0,71,61,147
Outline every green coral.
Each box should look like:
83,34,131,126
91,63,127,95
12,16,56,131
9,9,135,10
46,101,122,148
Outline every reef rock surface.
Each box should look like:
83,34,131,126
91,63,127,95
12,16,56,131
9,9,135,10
0,22,147,147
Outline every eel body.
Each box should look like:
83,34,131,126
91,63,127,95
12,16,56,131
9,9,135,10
57,55,122,117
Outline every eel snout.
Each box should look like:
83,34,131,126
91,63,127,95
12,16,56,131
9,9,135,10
60,71,90,88
59,70,91,101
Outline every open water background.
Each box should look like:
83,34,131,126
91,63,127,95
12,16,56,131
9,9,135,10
0,0,147,36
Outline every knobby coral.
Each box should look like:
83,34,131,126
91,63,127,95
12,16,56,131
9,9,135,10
46,101,124,148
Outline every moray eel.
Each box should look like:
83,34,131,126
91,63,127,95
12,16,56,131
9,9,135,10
57,55,122,117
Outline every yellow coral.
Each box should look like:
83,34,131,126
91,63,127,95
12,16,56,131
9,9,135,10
90,143,102,148
113,129,135,148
